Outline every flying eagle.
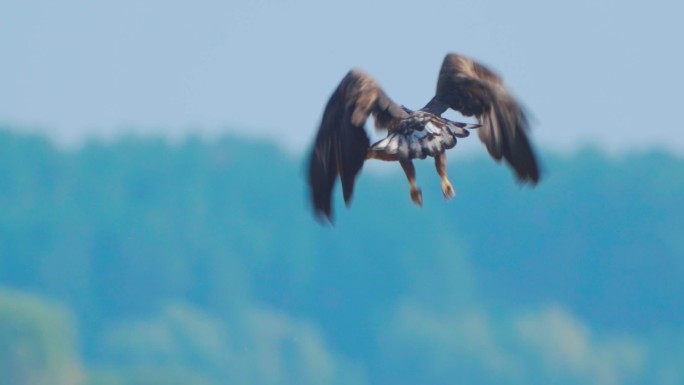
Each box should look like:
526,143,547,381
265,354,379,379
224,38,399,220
307,53,540,222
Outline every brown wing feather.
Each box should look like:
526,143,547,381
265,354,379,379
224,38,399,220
423,53,540,184
308,69,407,222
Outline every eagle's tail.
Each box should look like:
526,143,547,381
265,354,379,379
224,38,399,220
369,120,479,160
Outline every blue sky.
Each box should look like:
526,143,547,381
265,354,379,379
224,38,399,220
2,0,683,154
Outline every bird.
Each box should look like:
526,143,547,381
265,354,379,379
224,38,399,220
307,53,540,222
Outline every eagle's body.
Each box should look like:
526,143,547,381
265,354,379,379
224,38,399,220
308,53,541,222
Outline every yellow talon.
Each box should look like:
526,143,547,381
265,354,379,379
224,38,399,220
410,188,423,207
442,180,455,200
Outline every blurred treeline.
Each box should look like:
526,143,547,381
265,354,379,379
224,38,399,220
0,128,683,385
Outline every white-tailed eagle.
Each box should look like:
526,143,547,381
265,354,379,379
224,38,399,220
308,53,540,222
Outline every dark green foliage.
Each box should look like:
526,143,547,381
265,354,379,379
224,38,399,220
0,128,682,384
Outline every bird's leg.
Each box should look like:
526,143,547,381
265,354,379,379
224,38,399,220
435,153,455,200
399,159,422,206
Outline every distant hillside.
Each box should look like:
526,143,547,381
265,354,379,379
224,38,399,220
0,128,682,385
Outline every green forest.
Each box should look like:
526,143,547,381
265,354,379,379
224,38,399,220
0,127,683,385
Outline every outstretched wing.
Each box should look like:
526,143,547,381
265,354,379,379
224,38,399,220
308,69,407,222
423,53,540,184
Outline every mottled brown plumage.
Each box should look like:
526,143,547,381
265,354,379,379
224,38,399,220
308,53,540,222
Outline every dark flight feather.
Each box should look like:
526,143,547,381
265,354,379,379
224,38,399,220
308,69,407,222
423,54,540,184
